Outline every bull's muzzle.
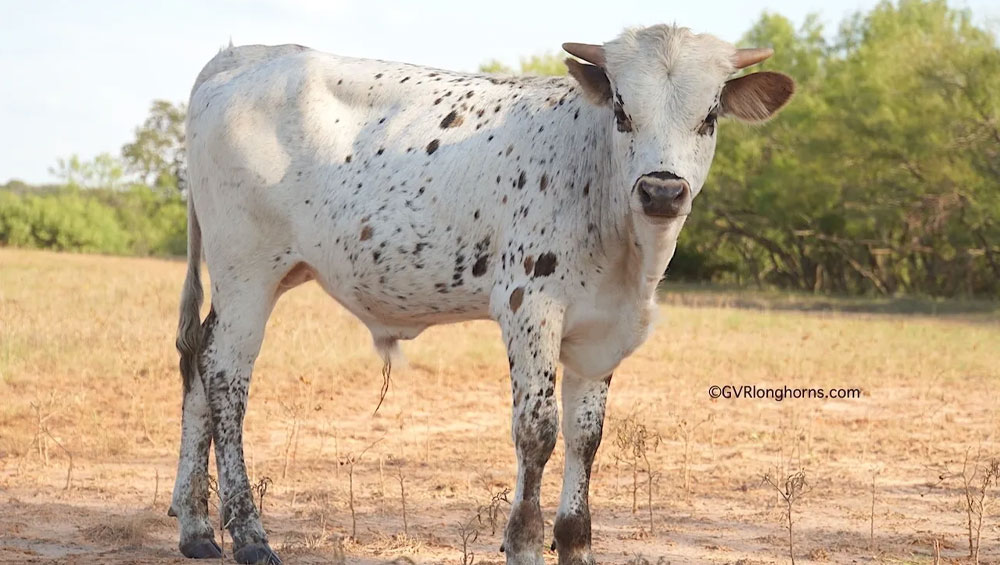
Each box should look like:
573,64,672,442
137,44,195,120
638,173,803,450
636,171,691,218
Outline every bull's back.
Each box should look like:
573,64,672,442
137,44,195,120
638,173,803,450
186,44,518,241
190,44,309,98
187,45,436,195
185,44,581,327
185,45,506,321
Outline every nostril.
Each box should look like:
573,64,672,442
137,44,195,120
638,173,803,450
639,184,653,206
673,184,690,204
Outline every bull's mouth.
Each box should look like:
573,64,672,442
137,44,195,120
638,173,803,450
640,210,690,221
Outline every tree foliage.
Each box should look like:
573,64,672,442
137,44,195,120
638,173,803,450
0,99,189,256
48,153,127,191
121,100,187,192
0,185,186,256
483,1,999,297
678,0,1000,296
2,1,997,298
480,53,567,76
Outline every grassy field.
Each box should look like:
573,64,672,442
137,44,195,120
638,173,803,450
1,247,999,564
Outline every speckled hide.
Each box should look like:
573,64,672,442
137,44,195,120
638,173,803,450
170,25,794,565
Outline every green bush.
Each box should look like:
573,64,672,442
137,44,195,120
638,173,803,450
0,186,186,256
669,1,1000,297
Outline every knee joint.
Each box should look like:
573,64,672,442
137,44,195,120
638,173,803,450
572,426,603,464
516,406,558,462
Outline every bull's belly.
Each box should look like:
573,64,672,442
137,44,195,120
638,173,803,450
304,250,494,341
289,193,500,338
347,278,493,328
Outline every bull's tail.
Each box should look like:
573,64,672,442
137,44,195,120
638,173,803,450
176,195,204,392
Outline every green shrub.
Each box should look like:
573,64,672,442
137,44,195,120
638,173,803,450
0,186,186,256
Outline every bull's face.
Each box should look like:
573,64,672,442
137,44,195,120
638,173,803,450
565,26,794,224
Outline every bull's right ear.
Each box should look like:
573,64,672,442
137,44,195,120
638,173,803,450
565,59,612,105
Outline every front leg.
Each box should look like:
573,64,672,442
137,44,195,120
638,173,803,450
498,287,564,565
553,371,610,565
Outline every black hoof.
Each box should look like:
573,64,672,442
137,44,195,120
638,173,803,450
180,538,223,559
234,543,281,565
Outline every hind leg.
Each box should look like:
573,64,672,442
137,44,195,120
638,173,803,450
199,276,283,564
171,339,222,558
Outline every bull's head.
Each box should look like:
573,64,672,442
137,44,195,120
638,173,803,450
564,26,794,224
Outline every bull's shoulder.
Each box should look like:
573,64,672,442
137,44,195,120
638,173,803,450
190,44,312,98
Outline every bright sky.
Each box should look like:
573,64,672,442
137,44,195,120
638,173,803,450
2,0,996,184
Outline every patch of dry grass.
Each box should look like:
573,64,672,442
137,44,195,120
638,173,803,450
80,509,170,547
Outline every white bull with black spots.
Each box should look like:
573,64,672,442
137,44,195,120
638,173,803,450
171,24,794,565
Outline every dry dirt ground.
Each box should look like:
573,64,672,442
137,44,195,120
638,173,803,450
1,248,999,564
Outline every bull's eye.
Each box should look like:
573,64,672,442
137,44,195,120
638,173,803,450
697,107,718,136
614,105,633,132
613,92,633,133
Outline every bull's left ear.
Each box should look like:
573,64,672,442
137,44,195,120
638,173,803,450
565,59,612,105
720,71,795,123
563,42,612,106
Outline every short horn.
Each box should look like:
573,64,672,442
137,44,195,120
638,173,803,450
562,42,606,67
733,47,773,69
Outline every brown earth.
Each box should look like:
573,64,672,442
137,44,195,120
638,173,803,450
1,248,998,564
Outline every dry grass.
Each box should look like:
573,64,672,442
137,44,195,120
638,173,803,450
80,510,171,548
1,247,999,564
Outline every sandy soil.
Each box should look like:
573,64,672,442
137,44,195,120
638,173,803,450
1,248,998,564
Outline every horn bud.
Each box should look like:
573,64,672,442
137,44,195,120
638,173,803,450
562,42,606,68
733,47,774,69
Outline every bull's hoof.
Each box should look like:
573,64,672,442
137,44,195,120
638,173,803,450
179,538,222,559
234,543,282,565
